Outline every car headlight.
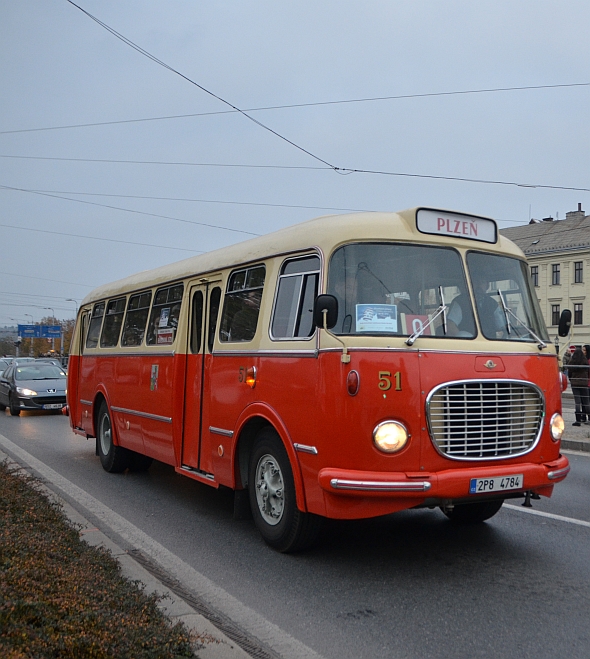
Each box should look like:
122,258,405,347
550,413,564,441
16,387,37,396
373,421,409,453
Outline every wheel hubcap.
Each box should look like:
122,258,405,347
254,454,285,526
100,415,111,455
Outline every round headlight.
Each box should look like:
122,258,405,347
373,421,409,453
550,413,564,441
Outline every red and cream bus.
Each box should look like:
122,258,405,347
67,207,570,552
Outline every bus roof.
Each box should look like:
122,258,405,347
81,208,524,306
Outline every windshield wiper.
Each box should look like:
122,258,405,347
497,290,547,350
406,286,447,346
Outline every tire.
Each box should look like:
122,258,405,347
442,499,504,524
9,394,21,416
96,402,130,473
248,428,323,553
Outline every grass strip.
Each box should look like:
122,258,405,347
0,460,196,658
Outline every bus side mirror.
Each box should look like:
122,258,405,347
313,295,338,330
558,309,572,337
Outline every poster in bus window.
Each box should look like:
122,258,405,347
356,304,397,332
159,307,170,328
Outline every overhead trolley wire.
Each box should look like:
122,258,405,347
0,185,261,236
1,82,588,136
0,223,202,253
2,155,589,193
65,0,339,172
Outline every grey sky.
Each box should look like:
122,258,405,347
1,0,589,325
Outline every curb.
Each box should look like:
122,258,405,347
0,448,251,659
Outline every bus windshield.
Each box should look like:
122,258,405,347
327,243,548,342
466,251,548,343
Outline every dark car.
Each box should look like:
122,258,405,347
0,362,67,416
35,357,67,373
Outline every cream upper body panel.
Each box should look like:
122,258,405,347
80,208,525,307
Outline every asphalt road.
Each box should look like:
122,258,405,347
1,409,589,659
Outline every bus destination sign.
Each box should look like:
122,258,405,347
416,209,497,244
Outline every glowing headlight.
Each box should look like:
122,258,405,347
373,421,409,453
550,413,564,442
17,387,37,396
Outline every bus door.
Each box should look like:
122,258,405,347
181,279,222,473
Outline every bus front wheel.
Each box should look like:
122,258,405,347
248,428,322,553
97,402,130,473
442,499,504,524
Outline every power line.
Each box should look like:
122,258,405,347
0,223,202,253
0,271,95,288
65,0,338,171
1,83,588,135
3,154,589,192
0,185,369,213
0,185,262,236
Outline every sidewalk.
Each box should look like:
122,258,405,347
560,389,590,453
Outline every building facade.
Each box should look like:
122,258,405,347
500,204,590,348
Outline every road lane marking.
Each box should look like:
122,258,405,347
504,504,590,528
0,432,326,659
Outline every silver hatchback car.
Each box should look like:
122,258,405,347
0,362,67,416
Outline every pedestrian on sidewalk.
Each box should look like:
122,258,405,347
568,347,590,426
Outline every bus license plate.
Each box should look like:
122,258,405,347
469,474,523,494
43,403,63,409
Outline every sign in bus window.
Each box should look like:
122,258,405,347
146,284,184,346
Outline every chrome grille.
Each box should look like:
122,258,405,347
427,380,544,460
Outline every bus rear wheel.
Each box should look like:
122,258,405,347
442,499,504,524
248,428,322,553
97,402,130,473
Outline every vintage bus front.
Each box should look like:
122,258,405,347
307,208,569,524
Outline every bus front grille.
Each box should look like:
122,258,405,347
426,380,544,460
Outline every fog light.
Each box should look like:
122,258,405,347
373,421,409,453
550,413,564,441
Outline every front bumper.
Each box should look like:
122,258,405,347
15,395,67,411
319,454,570,501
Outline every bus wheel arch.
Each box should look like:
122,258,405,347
247,425,323,553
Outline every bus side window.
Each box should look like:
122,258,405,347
190,290,204,353
146,284,184,346
80,311,89,353
220,266,266,342
85,302,105,349
100,298,126,348
121,291,152,346
208,287,221,352
271,255,320,339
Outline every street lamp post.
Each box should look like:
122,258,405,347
24,313,34,357
45,307,56,353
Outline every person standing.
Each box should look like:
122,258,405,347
568,347,590,426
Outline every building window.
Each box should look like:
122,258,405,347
551,264,560,285
530,265,539,287
551,304,560,326
574,303,583,325
574,261,583,283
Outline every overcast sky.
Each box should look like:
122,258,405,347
1,0,589,327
